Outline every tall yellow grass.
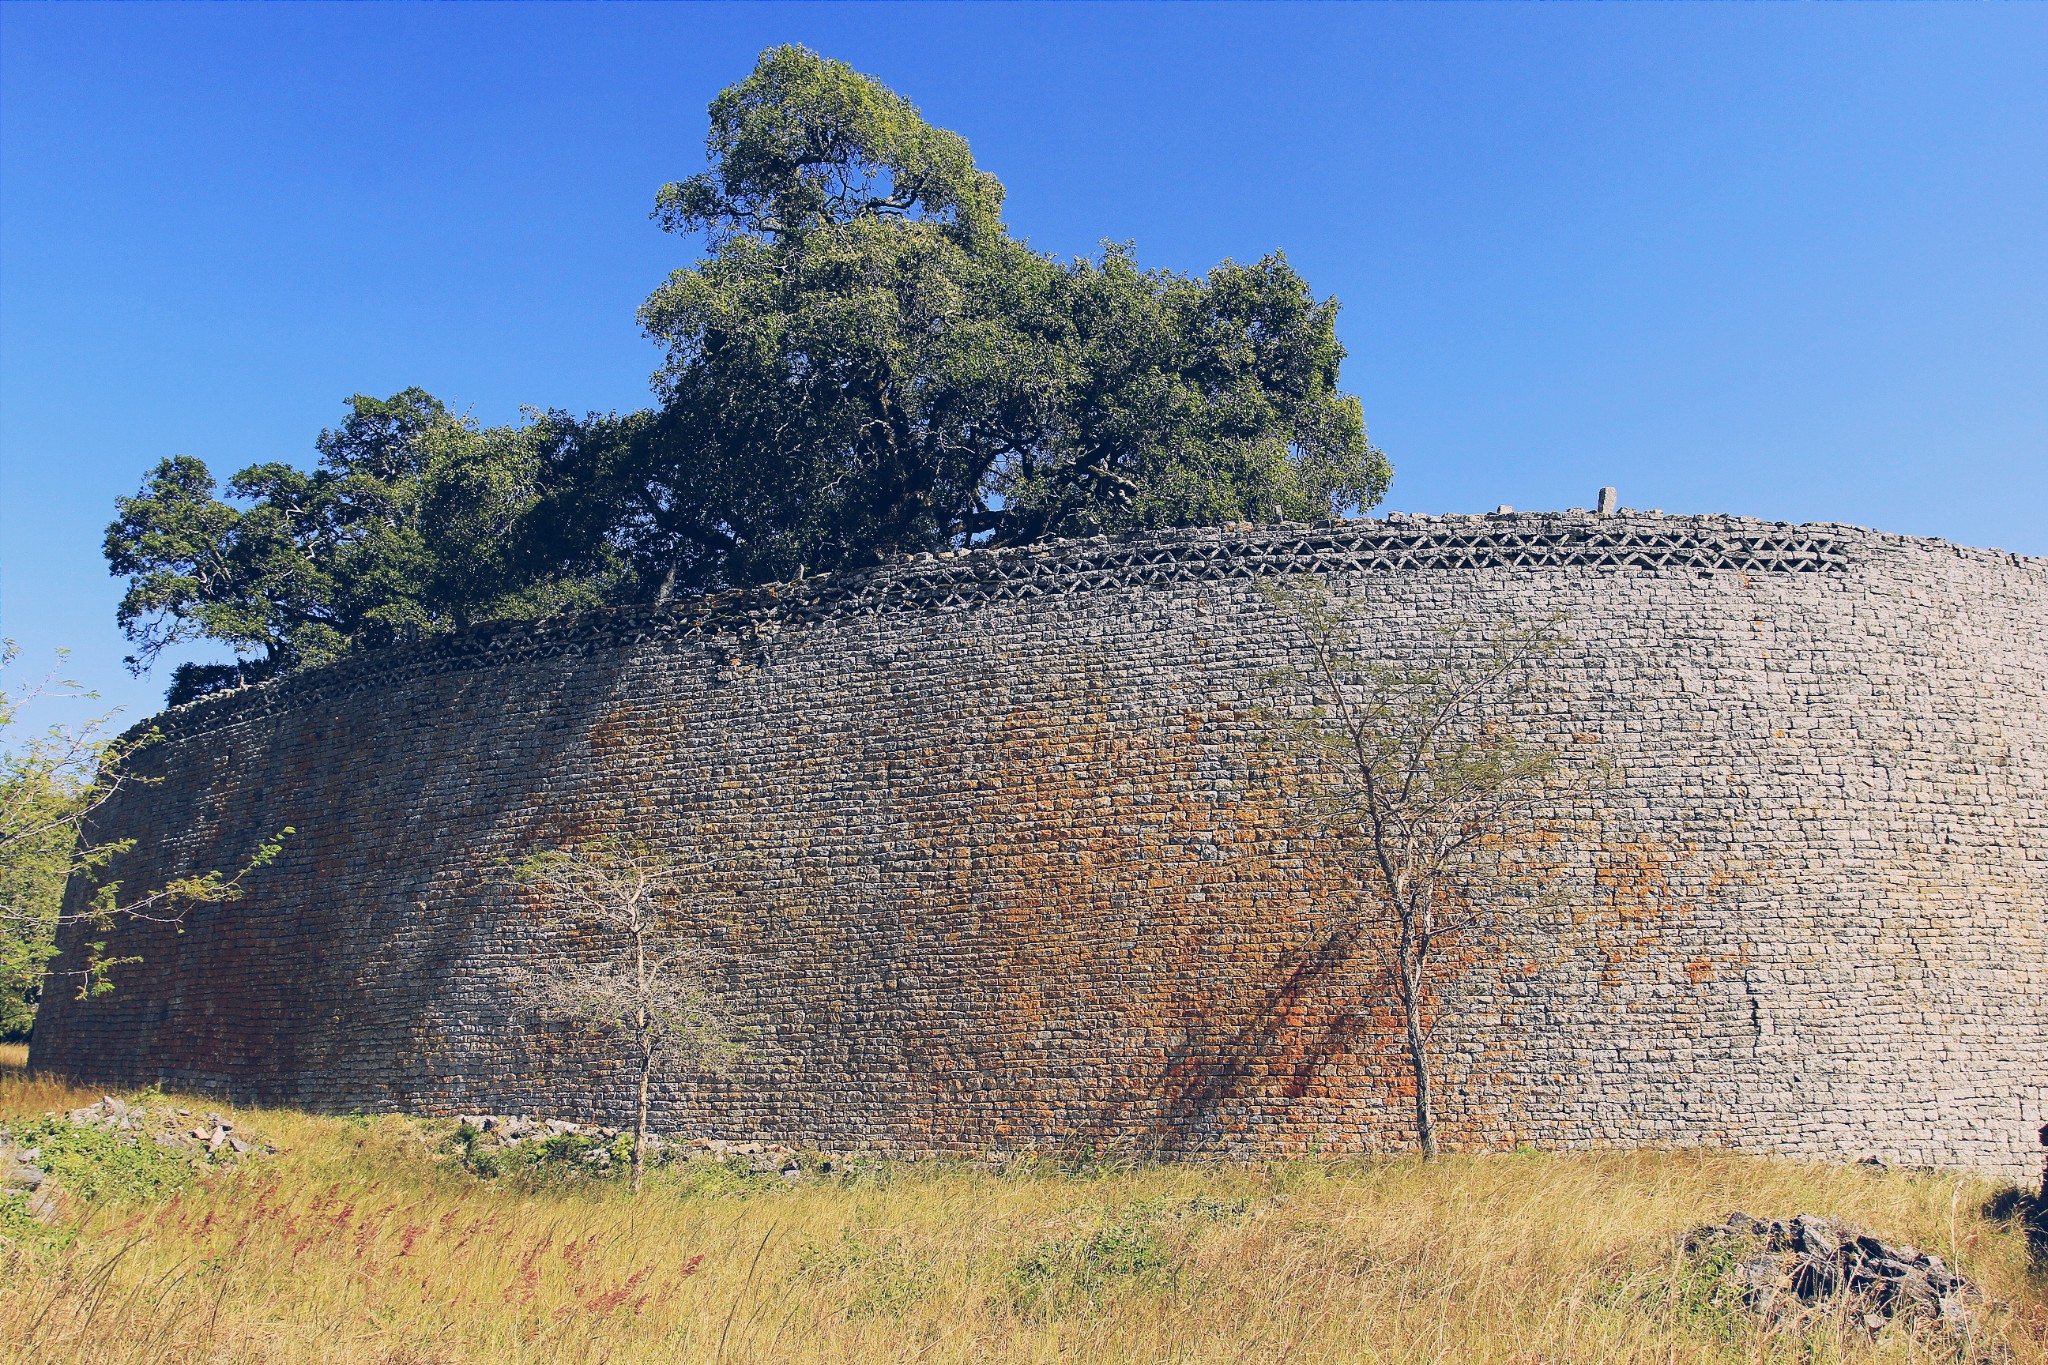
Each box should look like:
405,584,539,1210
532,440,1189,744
1,1061,2040,1364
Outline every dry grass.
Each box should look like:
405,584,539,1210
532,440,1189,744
1,1061,2040,1364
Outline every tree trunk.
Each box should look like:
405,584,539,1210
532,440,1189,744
632,1045,650,1196
1402,959,1437,1160
632,925,651,1196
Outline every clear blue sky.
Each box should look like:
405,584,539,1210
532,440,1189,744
3,2,2044,724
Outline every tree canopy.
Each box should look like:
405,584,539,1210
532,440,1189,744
108,45,1389,700
107,391,623,702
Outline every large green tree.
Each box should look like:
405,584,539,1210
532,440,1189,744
107,46,1389,693
620,45,1387,590
107,391,623,703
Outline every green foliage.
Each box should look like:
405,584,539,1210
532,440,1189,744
660,43,1004,249
0,646,114,1037
440,1123,835,1201
1660,1239,1769,1344
626,45,1386,591
659,1153,816,1200
4,1114,208,1204
106,391,625,705
1597,1236,1859,1355
443,1122,638,1186
0,1188,65,1253
106,46,1388,696
994,244,1382,540
795,1228,939,1317
2,644,294,1019
1003,1144,1151,1182
1002,1196,1249,1318
1008,1205,1180,1317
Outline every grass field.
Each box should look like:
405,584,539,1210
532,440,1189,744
1,1050,2041,1364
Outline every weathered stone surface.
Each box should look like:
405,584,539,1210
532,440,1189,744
25,513,2048,1176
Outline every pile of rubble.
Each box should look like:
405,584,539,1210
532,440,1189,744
2,1095,270,1228
1684,1212,1980,1334
62,1095,268,1158
452,1114,836,1176
1,1135,59,1222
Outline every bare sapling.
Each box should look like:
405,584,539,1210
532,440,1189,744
510,839,744,1194
1259,582,1596,1159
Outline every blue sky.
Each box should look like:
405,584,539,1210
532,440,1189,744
3,2,2044,724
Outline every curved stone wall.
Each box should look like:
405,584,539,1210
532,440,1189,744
29,513,2048,1178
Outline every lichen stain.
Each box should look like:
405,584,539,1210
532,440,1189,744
869,668,1444,1154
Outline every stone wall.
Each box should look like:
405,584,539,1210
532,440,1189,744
28,513,2048,1178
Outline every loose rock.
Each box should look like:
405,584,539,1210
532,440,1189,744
442,1114,843,1175
1683,1212,1984,1336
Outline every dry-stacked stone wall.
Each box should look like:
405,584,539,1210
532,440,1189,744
29,513,2048,1178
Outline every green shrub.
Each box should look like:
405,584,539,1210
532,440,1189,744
1656,1239,1763,1343
4,1115,206,1204
0,1192,72,1256
443,1124,637,1185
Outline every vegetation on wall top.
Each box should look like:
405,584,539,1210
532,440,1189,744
105,46,1389,707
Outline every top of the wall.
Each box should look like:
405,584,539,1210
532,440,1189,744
131,511,2040,747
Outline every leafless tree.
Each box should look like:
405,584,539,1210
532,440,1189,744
1259,581,1597,1158
509,839,744,1194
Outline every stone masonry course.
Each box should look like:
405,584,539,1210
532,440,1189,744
28,512,2048,1179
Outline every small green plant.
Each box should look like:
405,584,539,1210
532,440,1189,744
795,1229,938,1317
1005,1193,1258,1318
1045,1143,1148,1181
1009,1205,1180,1318
1650,1238,1764,1345
1600,1235,1834,1357
0,1191,72,1256
444,1122,505,1178
1174,1194,1253,1222
830,1155,902,1189
662,1154,791,1199
443,1123,637,1186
